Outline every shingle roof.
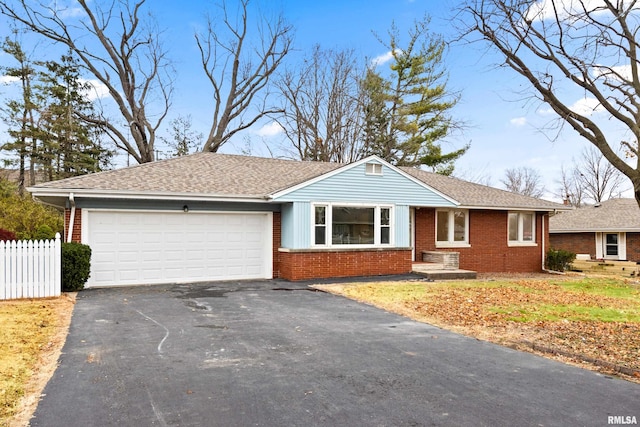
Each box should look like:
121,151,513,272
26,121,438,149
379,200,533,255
30,152,566,210
401,167,565,210
549,198,640,232
31,152,342,198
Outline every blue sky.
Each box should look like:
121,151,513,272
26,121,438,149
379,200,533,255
0,0,632,200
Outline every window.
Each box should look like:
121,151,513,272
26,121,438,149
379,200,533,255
508,212,535,244
365,163,383,175
436,210,468,245
313,204,393,246
314,206,327,245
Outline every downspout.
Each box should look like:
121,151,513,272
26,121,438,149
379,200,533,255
66,193,75,243
541,212,545,271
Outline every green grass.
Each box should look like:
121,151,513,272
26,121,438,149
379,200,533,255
322,277,640,324
556,278,640,300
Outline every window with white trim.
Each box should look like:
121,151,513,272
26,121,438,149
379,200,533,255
508,212,535,243
313,204,393,246
365,162,383,175
314,206,327,245
436,209,468,245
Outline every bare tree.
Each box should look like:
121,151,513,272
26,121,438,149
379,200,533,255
196,0,293,153
275,46,365,162
460,0,640,206
555,165,585,207
500,166,545,198
0,0,173,163
557,145,626,205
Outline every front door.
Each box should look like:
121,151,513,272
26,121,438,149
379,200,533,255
596,232,626,260
605,233,619,258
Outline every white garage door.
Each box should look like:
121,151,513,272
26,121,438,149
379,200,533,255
84,210,272,287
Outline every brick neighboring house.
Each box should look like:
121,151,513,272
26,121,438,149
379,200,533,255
549,198,640,261
28,153,566,287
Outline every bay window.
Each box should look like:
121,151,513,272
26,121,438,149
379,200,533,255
313,204,393,246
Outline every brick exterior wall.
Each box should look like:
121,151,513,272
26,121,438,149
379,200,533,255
549,232,640,262
414,208,547,273
625,233,640,262
64,208,82,243
277,249,413,281
549,232,595,258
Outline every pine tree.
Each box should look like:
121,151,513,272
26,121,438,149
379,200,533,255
0,36,40,192
362,17,467,173
36,53,112,180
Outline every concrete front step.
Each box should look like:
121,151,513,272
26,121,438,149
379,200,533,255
413,270,477,280
412,263,477,280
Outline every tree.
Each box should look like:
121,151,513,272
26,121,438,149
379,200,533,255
196,0,293,153
461,0,640,206
556,146,626,206
159,115,203,157
0,35,39,193
555,165,585,207
0,177,63,239
0,0,173,164
276,46,366,162
501,166,545,198
36,53,113,180
361,16,468,173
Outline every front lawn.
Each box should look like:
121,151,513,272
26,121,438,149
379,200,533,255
315,276,640,382
0,295,75,426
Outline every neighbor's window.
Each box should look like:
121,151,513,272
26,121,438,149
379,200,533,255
508,212,535,243
365,162,383,175
436,209,468,245
313,204,393,246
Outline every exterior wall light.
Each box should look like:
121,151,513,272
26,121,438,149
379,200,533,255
183,205,189,213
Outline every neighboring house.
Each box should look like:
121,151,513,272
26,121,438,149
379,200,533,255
550,198,640,261
28,153,566,287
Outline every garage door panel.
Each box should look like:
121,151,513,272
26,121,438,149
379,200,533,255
86,211,271,286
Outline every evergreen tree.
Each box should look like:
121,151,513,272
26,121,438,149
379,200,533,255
362,17,467,174
36,53,112,180
0,36,40,192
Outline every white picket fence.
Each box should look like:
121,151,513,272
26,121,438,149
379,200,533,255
1,233,62,300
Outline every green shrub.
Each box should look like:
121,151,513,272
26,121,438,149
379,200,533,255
32,224,56,240
546,248,576,272
61,242,91,292
0,177,63,240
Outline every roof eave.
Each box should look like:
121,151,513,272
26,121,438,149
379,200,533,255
456,204,570,212
27,187,270,206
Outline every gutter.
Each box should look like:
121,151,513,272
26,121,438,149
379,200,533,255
67,193,75,243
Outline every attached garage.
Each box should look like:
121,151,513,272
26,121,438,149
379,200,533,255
83,210,273,287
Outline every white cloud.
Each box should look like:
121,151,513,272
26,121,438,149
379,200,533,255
0,75,20,84
592,64,633,82
526,0,612,22
80,78,111,101
569,97,604,115
370,50,397,67
510,117,527,126
256,121,283,137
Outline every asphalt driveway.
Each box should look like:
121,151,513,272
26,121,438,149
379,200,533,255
32,279,639,426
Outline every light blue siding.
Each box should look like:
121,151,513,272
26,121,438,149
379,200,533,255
273,162,456,207
281,202,311,249
280,203,294,248
395,205,410,247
